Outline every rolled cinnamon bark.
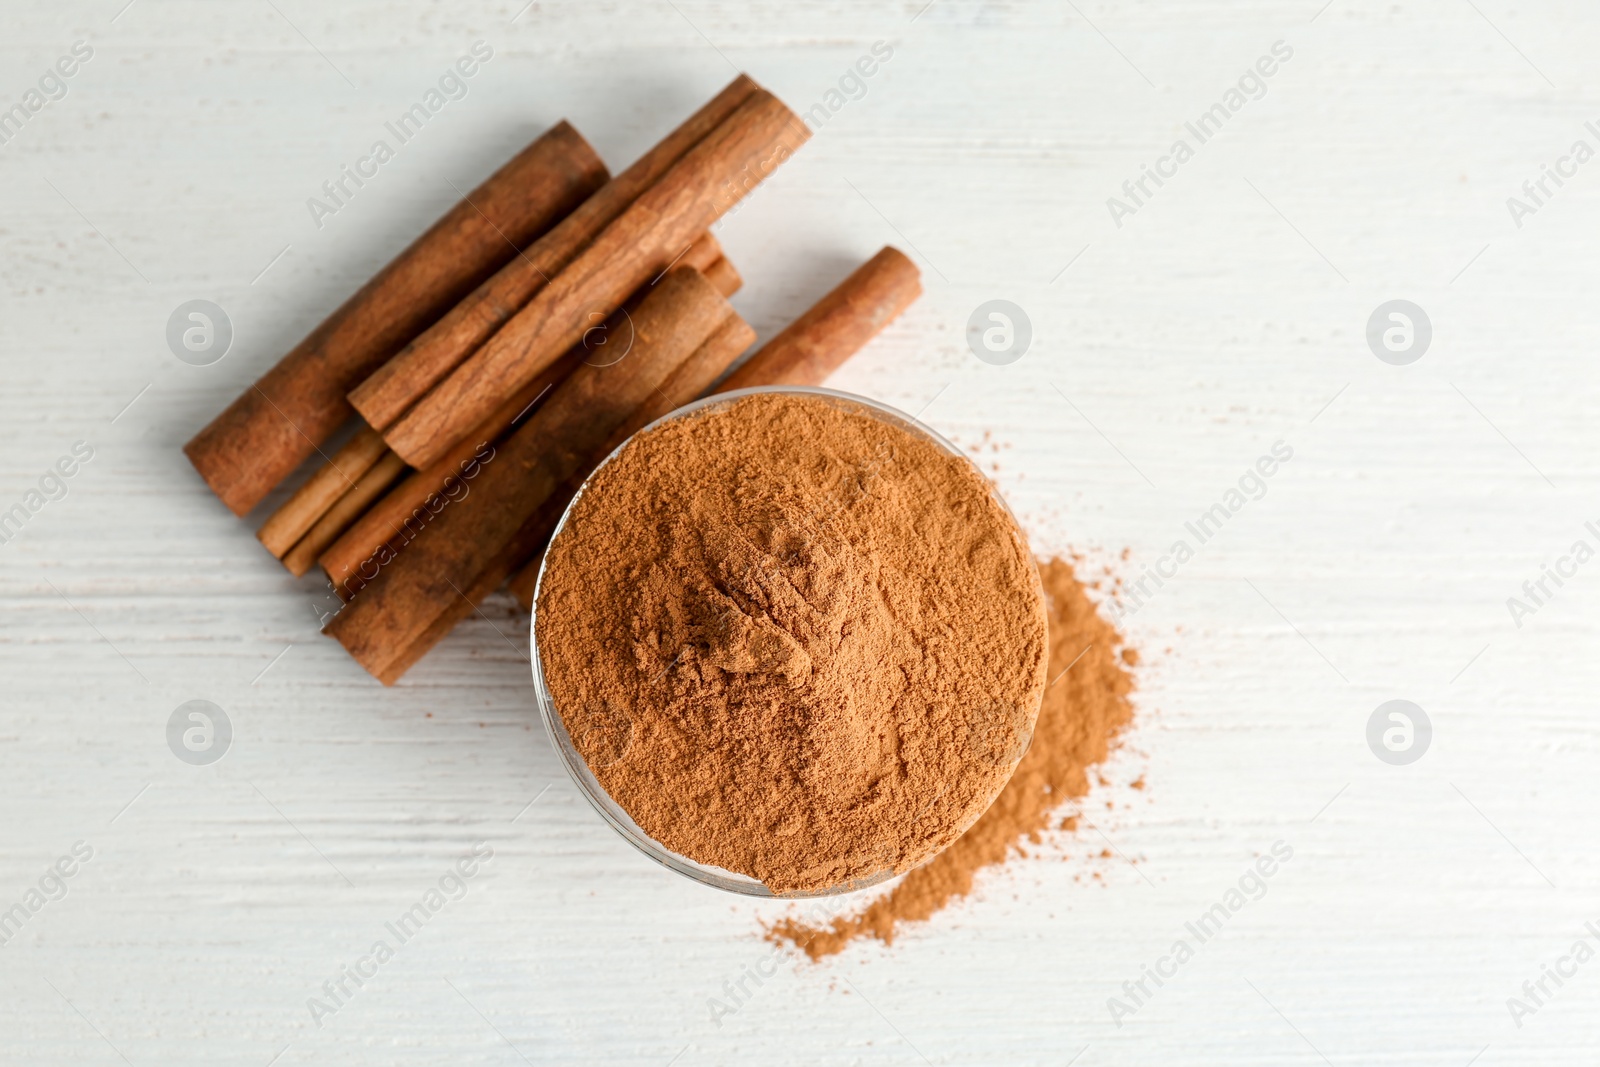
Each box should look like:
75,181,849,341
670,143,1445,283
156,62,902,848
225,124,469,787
345,75,758,432
381,315,757,683
324,267,739,683
318,236,738,599
701,256,742,299
281,451,407,577
318,350,582,598
381,89,809,470
256,425,388,558
505,246,920,610
273,230,725,576
370,538,522,685
677,232,725,279
718,246,921,392
505,313,757,609
184,122,608,516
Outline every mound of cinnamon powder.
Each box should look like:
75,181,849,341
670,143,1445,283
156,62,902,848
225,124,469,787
536,391,1048,895
766,556,1137,956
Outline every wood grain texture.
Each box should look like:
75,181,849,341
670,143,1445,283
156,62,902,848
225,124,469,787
2,1,1600,1064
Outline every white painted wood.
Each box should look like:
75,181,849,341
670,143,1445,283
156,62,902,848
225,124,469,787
2,0,1598,1062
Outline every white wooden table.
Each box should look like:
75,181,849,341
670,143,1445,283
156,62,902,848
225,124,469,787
3,1,1599,1063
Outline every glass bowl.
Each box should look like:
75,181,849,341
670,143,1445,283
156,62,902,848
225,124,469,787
529,386,1034,897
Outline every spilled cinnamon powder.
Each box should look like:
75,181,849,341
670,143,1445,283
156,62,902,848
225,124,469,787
537,392,1048,894
766,556,1136,957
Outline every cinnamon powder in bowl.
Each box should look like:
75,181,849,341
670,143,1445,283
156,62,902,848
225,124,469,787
532,388,1048,896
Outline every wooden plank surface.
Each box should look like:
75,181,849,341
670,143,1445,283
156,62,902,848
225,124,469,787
2,1,1598,1063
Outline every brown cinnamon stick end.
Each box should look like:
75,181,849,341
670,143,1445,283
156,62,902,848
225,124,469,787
719,245,920,393
281,451,407,577
703,256,742,298
185,120,609,517
256,425,390,557
184,395,306,517
678,232,723,275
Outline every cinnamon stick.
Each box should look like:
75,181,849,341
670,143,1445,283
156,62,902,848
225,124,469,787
718,245,920,392
612,315,759,452
677,232,725,278
345,75,759,432
318,235,737,599
506,246,919,610
256,425,388,558
317,349,581,598
381,89,809,470
281,451,407,577
184,122,608,516
505,313,757,609
276,230,724,577
701,255,741,298
386,314,757,681
324,267,739,682
368,543,519,685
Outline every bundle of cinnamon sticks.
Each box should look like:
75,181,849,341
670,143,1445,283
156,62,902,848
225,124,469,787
184,73,923,684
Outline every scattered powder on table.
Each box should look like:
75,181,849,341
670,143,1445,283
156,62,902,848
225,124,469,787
536,392,1048,895
766,556,1137,958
